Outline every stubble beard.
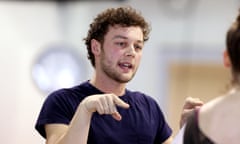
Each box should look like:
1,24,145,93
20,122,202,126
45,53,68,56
100,54,136,84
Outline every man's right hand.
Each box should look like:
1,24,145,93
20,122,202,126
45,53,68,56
80,94,130,121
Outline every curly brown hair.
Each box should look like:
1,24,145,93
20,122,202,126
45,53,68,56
84,6,151,67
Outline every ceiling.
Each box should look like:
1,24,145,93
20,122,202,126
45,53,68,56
9,0,126,2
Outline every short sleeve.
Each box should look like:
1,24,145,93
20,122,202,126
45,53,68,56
154,101,172,143
35,90,79,138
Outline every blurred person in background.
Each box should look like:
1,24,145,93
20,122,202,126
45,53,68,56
183,9,240,144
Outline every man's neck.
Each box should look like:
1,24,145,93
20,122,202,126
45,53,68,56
89,76,126,96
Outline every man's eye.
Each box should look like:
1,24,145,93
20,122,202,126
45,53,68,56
116,42,126,47
135,45,143,50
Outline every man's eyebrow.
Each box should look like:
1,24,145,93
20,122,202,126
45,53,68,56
112,35,143,43
112,35,128,40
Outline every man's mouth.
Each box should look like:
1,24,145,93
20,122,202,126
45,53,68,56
119,62,133,69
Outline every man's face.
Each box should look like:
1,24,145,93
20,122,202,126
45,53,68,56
98,25,144,83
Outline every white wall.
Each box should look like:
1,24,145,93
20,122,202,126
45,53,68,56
0,0,239,143
0,2,62,143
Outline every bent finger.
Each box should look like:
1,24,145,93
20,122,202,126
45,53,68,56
184,97,203,109
112,112,122,121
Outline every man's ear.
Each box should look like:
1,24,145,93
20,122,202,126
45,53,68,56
223,50,231,68
91,39,101,55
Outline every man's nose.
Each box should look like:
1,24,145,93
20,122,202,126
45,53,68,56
125,45,135,57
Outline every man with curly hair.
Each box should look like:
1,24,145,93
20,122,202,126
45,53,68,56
35,6,202,144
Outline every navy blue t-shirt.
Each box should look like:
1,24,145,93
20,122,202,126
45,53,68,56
35,81,172,144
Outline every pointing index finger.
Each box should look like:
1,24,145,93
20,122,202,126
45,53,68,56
113,95,130,109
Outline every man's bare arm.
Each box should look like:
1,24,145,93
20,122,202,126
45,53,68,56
44,94,129,144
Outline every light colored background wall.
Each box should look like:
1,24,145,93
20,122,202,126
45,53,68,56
0,0,239,143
